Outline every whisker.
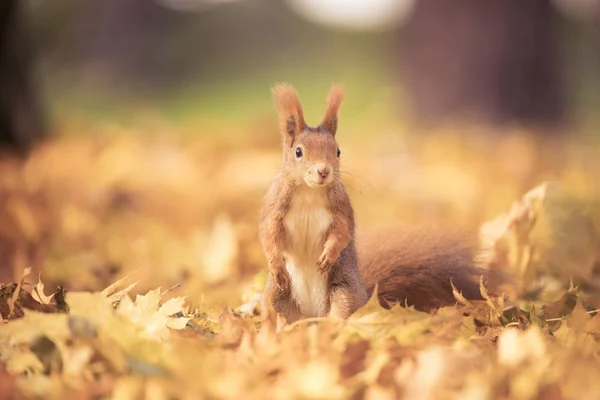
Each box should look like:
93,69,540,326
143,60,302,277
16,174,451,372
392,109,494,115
339,169,379,195
338,171,366,195
340,169,373,186
340,177,363,195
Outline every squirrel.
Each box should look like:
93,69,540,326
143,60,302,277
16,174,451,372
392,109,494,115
259,83,509,324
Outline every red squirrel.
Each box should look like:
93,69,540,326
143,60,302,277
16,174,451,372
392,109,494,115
260,83,508,324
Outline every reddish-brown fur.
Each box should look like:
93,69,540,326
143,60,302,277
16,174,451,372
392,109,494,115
260,83,510,323
357,226,509,311
321,84,344,134
260,83,367,323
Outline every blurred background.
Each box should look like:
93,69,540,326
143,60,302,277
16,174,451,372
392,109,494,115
1,0,600,306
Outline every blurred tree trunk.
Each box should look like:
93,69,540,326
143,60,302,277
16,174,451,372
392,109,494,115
401,0,565,129
0,0,44,152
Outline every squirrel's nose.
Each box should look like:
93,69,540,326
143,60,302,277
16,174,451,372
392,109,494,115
317,165,331,179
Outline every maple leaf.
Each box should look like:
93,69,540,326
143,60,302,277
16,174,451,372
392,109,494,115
115,288,191,340
3,127,600,399
66,290,180,373
346,285,432,344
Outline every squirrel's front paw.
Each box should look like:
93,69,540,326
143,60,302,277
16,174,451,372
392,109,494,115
270,260,290,291
274,268,290,291
317,248,339,274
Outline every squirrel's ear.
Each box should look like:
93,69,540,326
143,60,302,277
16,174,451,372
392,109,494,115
320,84,344,136
272,83,305,147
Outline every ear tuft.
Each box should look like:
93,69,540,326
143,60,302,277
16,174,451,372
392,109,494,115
321,84,345,135
272,83,305,145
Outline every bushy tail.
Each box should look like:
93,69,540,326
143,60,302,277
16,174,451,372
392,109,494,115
356,225,515,311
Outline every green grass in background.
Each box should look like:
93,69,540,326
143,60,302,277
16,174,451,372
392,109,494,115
41,32,406,144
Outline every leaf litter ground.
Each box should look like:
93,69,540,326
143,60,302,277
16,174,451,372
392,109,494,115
1,131,600,399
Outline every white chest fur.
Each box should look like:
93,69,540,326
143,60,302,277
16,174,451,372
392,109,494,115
283,187,332,317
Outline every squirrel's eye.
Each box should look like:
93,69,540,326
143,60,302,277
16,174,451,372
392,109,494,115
295,147,303,158
337,148,341,158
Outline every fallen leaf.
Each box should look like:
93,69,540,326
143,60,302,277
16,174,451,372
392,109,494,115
451,279,473,307
31,274,56,305
7,267,31,319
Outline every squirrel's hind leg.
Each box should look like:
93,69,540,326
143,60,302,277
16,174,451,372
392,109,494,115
328,280,368,319
261,274,303,324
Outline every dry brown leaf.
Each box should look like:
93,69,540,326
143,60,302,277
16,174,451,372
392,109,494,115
7,267,31,319
2,134,600,399
31,274,56,305
451,279,473,307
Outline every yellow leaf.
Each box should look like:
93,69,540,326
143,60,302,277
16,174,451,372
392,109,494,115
158,297,187,317
160,297,191,330
67,290,174,371
387,317,432,345
345,285,431,344
114,289,190,340
166,317,190,330
131,289,162,319
460,315,478,339
349,284,387,321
